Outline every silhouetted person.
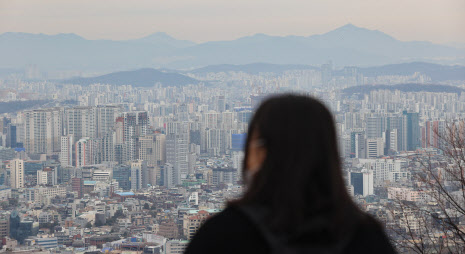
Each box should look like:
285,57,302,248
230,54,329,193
185,94,396,254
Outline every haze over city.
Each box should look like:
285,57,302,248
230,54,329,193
0,1,465,253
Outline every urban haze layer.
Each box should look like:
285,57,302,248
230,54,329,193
1,24,465,254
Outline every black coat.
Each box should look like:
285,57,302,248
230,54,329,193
185,206,397,254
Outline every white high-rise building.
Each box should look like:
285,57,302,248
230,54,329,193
221,111,235,129
96,105,121,138
163,163,178,188
65,107,96,142
21,106,119,156
206,129,222,156
75,137,93,168
366,138,384,158
23,108,63,155
37,170,48,185
203,111,220,129
64,105,120,142
138,135,157,167
351,131,366,159
358,158,408,186
89,131,116,164
99,131,116,163
155,134,166,165
10,159,24,189
366,117,384,139
187,153,197,175
60,135,74,167
118,112,148,162
131,160,147,190
387,129,398,152
166,134,188,181
362,169,374,197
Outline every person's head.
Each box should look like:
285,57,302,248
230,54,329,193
234,94,358,233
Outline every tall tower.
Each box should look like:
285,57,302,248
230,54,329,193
366,116,384,139
138,135,157,167
75,137,93,168
118,112,148,162
96,105,121,138
217,96,226,112
64,107,95,142
6,124,17,148
166,134,188,182
65,105,120,142
10,159,24,189
100,131,116,163
163,163,177,188
23,108,63,155
60,135,74,167
137,133,165,166
350,130,365,158
130,160,147,190
403,111,420,151
203,111,220,129
155,134,166,165
386,116,405,152
366,138,384,158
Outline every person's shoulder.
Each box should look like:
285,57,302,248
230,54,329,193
202,206,248,228
347,212,397,254
200,205,267,237
185,206,269,254
356,212,390,235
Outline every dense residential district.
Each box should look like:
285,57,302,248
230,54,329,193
0,65,464,253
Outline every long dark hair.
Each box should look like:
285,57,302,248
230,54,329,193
231,94,361,238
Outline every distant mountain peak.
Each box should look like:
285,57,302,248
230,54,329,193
251,33,271,37
140,32,174,40
330,23,373,33
133,32,196,47
339,23,359,29
317,23,396,42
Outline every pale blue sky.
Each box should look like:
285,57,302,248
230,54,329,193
0,0,464,44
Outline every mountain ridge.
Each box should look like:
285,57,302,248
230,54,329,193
1,24,464,72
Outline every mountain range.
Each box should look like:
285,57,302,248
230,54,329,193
57,61,465,88
1,24,464,74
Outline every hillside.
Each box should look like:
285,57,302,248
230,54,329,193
63,68,200,87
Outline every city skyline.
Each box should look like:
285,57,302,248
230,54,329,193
1,1,465,252
1,55,465,252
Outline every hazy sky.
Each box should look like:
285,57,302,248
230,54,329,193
1,0,464,44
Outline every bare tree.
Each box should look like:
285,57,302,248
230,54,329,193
387,121,465,253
